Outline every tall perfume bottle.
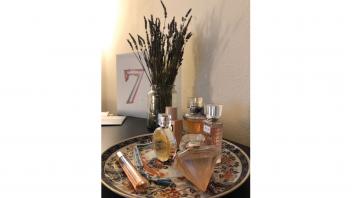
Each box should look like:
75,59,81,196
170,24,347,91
183,97,206,134
203,104,223,163
152,113,177,162
165,106,183,147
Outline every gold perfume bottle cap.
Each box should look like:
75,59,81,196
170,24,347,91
158,113,171,127
187,97,204,114
205,104,223,119
188,97,203,108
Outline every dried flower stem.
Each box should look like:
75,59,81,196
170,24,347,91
127,0,192,87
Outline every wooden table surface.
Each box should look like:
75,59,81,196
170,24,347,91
102,117,250,198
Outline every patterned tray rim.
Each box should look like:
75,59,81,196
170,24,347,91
102,133,250,198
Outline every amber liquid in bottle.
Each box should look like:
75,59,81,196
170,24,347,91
152,113,177,162
183,97,205,134
183,116,204,134
153,127,177,162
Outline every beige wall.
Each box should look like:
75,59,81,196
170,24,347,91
102,0,250,146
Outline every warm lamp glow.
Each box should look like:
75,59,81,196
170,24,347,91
100,0,121,52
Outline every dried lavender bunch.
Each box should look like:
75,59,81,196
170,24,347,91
127,0,192,86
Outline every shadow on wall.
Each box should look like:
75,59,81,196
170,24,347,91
223,102,250,143
192,2,242,103
192,0,249,145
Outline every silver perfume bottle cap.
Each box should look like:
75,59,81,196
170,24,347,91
205,104,223,119
158,113,171,127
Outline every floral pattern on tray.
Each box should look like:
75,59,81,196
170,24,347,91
102,134,249,198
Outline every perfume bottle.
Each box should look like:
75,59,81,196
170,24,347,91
203,104,223,163
152,113,177,162
183,97,206,134
116,151,149,193
165,106,183,148
173,144,219,192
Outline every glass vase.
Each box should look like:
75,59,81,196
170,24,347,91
147,85,176,132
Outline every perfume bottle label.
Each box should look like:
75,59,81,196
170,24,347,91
204,125,211,134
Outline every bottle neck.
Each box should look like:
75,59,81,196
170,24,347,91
159,123,171,128
189,106,203,114
206,118,219,122
159,126,171,130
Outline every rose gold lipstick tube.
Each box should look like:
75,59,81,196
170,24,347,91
116,151,149,193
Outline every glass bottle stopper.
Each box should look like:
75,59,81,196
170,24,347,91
205,104,223,119
188,97,203,113
158,113,171,127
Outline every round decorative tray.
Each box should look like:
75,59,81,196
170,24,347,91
102,134,250,198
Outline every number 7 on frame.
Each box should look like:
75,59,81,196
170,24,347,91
124,69,145,104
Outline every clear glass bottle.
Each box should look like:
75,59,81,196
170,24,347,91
147,85,177,132
183,97,206,134
173,144,218,192
203,104,223,163
152,113,177,162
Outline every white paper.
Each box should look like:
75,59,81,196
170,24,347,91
116,53,149,118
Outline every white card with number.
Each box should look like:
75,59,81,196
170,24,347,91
116,53,149,118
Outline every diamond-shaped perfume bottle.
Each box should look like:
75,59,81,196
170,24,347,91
174,144,219,192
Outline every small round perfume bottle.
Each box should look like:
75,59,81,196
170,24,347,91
152,113,177,162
